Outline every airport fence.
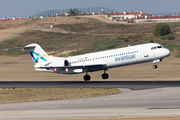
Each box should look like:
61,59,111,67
32,7,180,22
2,7,180,22
32,7,113,18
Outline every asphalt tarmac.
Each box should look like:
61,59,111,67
1,87,180,119
1,81,180,90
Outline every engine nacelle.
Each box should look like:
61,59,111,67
64,60,68,66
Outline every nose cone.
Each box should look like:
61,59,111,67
164,48,171,57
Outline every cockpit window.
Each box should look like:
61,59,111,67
157,46,162,48
151,46,163,50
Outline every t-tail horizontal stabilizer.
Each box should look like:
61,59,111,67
4,43,51,64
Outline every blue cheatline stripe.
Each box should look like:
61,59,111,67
32,52,39,56
29,52,37,63
40,57,47,62
29,51,47,63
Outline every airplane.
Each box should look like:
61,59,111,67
4,43,170,81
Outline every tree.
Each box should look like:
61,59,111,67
69,8,80,16
69,9,75,16
153,23,170,37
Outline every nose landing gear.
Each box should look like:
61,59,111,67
153,59,161,69
153,64,158,69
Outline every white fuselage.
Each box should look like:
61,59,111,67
35,43,170,74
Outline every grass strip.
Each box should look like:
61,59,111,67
160,34,175,40
0,87,120,103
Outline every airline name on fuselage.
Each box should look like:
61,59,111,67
115,54,136,62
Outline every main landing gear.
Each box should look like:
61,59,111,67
84,72,91,81
83,69,109,81
102,69,109,79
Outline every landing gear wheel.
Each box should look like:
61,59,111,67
84,75,91,81
153,64,158,69
102,73,109,79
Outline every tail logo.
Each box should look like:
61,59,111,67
29,51,47,63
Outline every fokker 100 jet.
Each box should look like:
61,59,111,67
4,43,170,81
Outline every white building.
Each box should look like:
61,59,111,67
108,10,151,21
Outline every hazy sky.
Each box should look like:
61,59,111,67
1,0,180,19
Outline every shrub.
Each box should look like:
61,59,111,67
153,23,170,37
149,39,154,43
164,44,180,50
172,23,180,27
135,39,138,42
160,35,175,40
4,39,17,43
174,54,180,58
124,39,129,42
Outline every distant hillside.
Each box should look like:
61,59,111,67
0,17,180,57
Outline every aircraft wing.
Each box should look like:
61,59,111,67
39,64,106,69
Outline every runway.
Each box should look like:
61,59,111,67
1,87,180,119
1,81,180,90
1,81,180,119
